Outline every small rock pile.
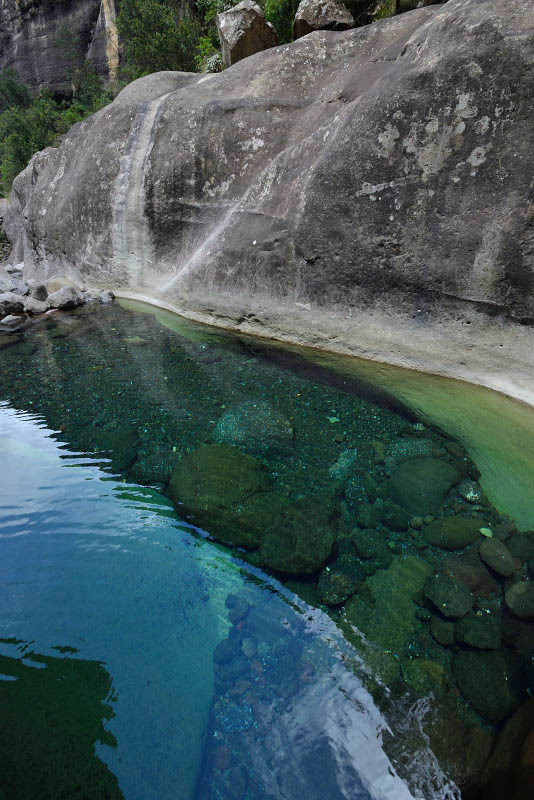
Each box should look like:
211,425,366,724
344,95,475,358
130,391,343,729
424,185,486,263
0,262,115,329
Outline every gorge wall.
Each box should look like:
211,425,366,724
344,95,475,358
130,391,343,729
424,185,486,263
0,0,118,95
5,0,534,400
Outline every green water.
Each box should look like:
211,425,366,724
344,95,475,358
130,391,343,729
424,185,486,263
1,301,534,799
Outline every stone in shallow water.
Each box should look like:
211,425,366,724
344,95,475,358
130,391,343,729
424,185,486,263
401,658,445,696
343,556,432,656
430,615,456,647
479,538,516,577
424,574,474,618
455,612,502,650
317,555,366,606
481,698,534,800
507,532,534,563
384,437,437,474
386,457,460,516
260,497,336,575
505,582,534,620
47,286,83,310
453,650,522,725
459,478,484,504
213,399,294,457
168,444,274,548
424,516,482,550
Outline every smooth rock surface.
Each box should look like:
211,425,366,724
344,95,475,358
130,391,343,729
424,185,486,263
453,650,522,725
216,0,277,67
424,516,482,550
4,0,533,407
424,573,474,618
294,0,355,39
479,538,516,578
386,457,460,516
505,582,534,621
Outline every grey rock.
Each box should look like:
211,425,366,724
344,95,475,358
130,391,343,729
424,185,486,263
5,263,23,275
424,573,474,618
294,0,355,39
479,538,516,578
99,289,115,304
28,281,49,302
23,297,49,315
0,292,25,315
505,581,534,620
0,314,24,327
217,1,277,68
4,0,534,358
386,457,460,517
47,287,83,310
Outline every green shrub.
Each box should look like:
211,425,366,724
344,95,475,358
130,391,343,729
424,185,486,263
117,0,203,77
264,0,300,44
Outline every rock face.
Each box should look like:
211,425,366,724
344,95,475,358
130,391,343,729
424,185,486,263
0,0,118,95
216,1,277,67
293,0,355,39
5,0,534,384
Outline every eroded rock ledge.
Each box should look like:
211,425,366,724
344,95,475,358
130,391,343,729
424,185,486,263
4,0,533,403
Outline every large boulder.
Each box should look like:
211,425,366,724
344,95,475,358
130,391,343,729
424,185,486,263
453,650,523,725
260,496,337,574
168,444,276,548
216,1,277,67
213,399,294,456
4,0,534,387
293,0,355,40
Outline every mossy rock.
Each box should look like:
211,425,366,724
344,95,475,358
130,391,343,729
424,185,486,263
260,497,337,575
386,457,460,516
455,612,502,650
424,516,483,550
401,658,446,697
343,556,432,656
168,444,275,548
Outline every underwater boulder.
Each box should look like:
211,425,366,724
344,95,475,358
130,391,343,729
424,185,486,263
453,650,523,725
479,538,517,578
386,457,460,516
317,555,366,606
260,497,336,575
168,444,276,548
213,399,294,457
455,611,502,650
424,516,482,550
424,573,474,618
505,582,534,621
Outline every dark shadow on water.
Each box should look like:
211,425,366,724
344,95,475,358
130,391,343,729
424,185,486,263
0,638,122,800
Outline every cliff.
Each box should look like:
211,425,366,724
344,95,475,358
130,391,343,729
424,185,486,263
0,0,118,95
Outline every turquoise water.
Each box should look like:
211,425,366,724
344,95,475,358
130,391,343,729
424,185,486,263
0,303,533,799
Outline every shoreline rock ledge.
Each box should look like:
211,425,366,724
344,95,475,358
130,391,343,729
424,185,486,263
4,0,534,402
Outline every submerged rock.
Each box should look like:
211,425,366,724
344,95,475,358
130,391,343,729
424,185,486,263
424,573,474,618
455,612,502,650
343,555,432,656
386,457,460,516
459,478,484,504
213,399,294,456
479,538,516,577
430,615,456,647
168,444,274,548
317,555,366,606
453,650,522,724
505,582,534,621
260,497,336,574
424,516,482,550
